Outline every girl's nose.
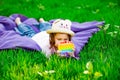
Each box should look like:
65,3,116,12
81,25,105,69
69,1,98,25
62,40,67,43
61,40,64,42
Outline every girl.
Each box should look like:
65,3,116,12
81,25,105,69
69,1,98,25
15,18,75,58
32,19,75,58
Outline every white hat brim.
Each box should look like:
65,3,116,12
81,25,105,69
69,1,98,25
46,28,74,36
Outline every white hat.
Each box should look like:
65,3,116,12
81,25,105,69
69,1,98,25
46,19,74,36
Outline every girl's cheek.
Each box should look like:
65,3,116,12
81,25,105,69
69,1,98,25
55,42,59,47
64,40,69,42
56,42,60,46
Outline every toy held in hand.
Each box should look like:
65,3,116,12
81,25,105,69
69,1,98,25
58,41,75,57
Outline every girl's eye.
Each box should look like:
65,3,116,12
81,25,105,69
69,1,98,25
57,39,62,40
61,23,63,25
64,39,68,41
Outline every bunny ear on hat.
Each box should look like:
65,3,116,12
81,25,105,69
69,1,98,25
46,19,75,36
64,19,72,26
53,19,61,24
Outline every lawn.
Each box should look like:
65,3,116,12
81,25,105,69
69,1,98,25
0,0,120,80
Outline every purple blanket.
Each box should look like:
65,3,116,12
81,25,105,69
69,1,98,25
0,14,104,57
0,14,41,51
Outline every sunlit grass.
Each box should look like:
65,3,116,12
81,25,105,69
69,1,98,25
0,0,120,79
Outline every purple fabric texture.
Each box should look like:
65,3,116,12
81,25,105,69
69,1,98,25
71,21,104,57
0,30,41,50
0,14,41,51
0,14,104,57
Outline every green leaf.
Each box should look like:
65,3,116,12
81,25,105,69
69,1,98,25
103,24,110,31
86,61,93,73
94,72,103,79
83,70,90,74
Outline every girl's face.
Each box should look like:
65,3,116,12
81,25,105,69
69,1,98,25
54,33,70,47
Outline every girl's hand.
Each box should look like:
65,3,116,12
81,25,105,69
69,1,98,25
56,50,66,57
67,49,75,57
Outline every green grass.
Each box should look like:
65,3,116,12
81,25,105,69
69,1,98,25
0,0,120,80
